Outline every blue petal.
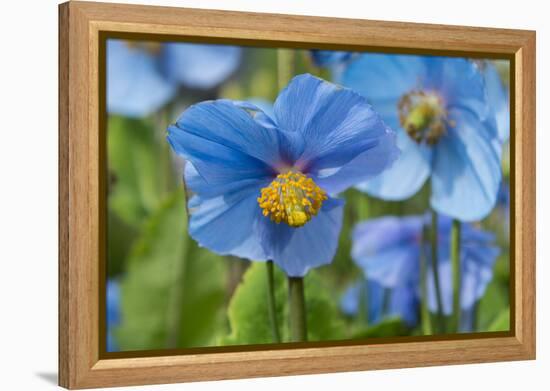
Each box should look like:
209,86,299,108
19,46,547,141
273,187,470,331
170,100,304,174
161,43,241,89
427,57,489,121
342,279,418,327
274,74,395,179
388,284,419,327
107,40,176,117
310,50,353,67
259,198,344,277
427,260,452,315
367,280,385,324
431,108,502,221
484,61,510,143
313,126,399,195
106,279,120,325
184,163,269,201
340,53,428,103
351,216,424,287
168,122,272,186
461,224,500,309
427,221,499,315
187,190,269,261
106,279,120,352
244,98,275,121
356,129,432,200
340,282,362,316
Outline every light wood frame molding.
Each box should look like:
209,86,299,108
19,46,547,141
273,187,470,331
58,1,536,389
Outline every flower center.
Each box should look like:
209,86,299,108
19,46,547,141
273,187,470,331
398,90,448,145
257,171,328,228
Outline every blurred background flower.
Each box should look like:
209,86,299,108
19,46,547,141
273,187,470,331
340,279,418,327
476,60,510,143
107,40,242,117
310,50,354,67
340,54,502,222
106,279,121,352
348,214,499,332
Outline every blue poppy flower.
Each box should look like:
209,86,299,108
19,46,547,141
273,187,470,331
310,50,353,67
495,180,510,233
478,60,510,143
168,74,399,276
351,214,499,331
107,39,242,117
340,279,418,327
340,54,502,221
106,279,121,352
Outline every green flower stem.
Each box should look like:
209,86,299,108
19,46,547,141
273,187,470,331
166,232,189,348
357,277,369,327
266,261,281,343
277,49,295,91
157,104,176,195
420,225,432,335
430,210,446,333
355,191,370,221
450,219,462,333
288,276,308,342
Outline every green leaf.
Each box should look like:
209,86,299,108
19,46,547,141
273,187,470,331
114,189,227,350
221,263,345,345
488,308,510,332
107,209,138,277
476,271,509,331
351,317,410,339
107,116,165,227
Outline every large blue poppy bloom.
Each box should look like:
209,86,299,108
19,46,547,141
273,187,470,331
340,54,502,221
340,279,418,327
168,74,399,277
107,40,242,117
106,279,121,352
351,214,499,331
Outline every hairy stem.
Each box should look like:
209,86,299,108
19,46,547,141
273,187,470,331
430,210,446,333
288,276,307,342
450,219,462,333
266,261,281,342
420,225,433,335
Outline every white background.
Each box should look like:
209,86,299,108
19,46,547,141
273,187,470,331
0,0,547,389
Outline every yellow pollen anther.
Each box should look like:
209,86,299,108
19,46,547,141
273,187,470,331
257,171,328,228
398,90,448,145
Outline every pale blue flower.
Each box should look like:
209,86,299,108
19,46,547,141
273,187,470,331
340,280,418,327
351,214,499,331
341,54,502,221
106,279,120,352
107,39,242,117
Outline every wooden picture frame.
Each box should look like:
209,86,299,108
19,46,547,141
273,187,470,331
58,1,536,389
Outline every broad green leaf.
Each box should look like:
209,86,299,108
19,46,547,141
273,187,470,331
476,258,510,331
351,317,410,339
221,262,345,345
107,115,167,227
115,189,227,350
488,308,510,332
107,209,138,277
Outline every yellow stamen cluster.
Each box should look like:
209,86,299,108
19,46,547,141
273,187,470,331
398,90,450,145
257,171,328,228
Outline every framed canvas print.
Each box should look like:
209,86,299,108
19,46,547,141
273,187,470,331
58,1,536,389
